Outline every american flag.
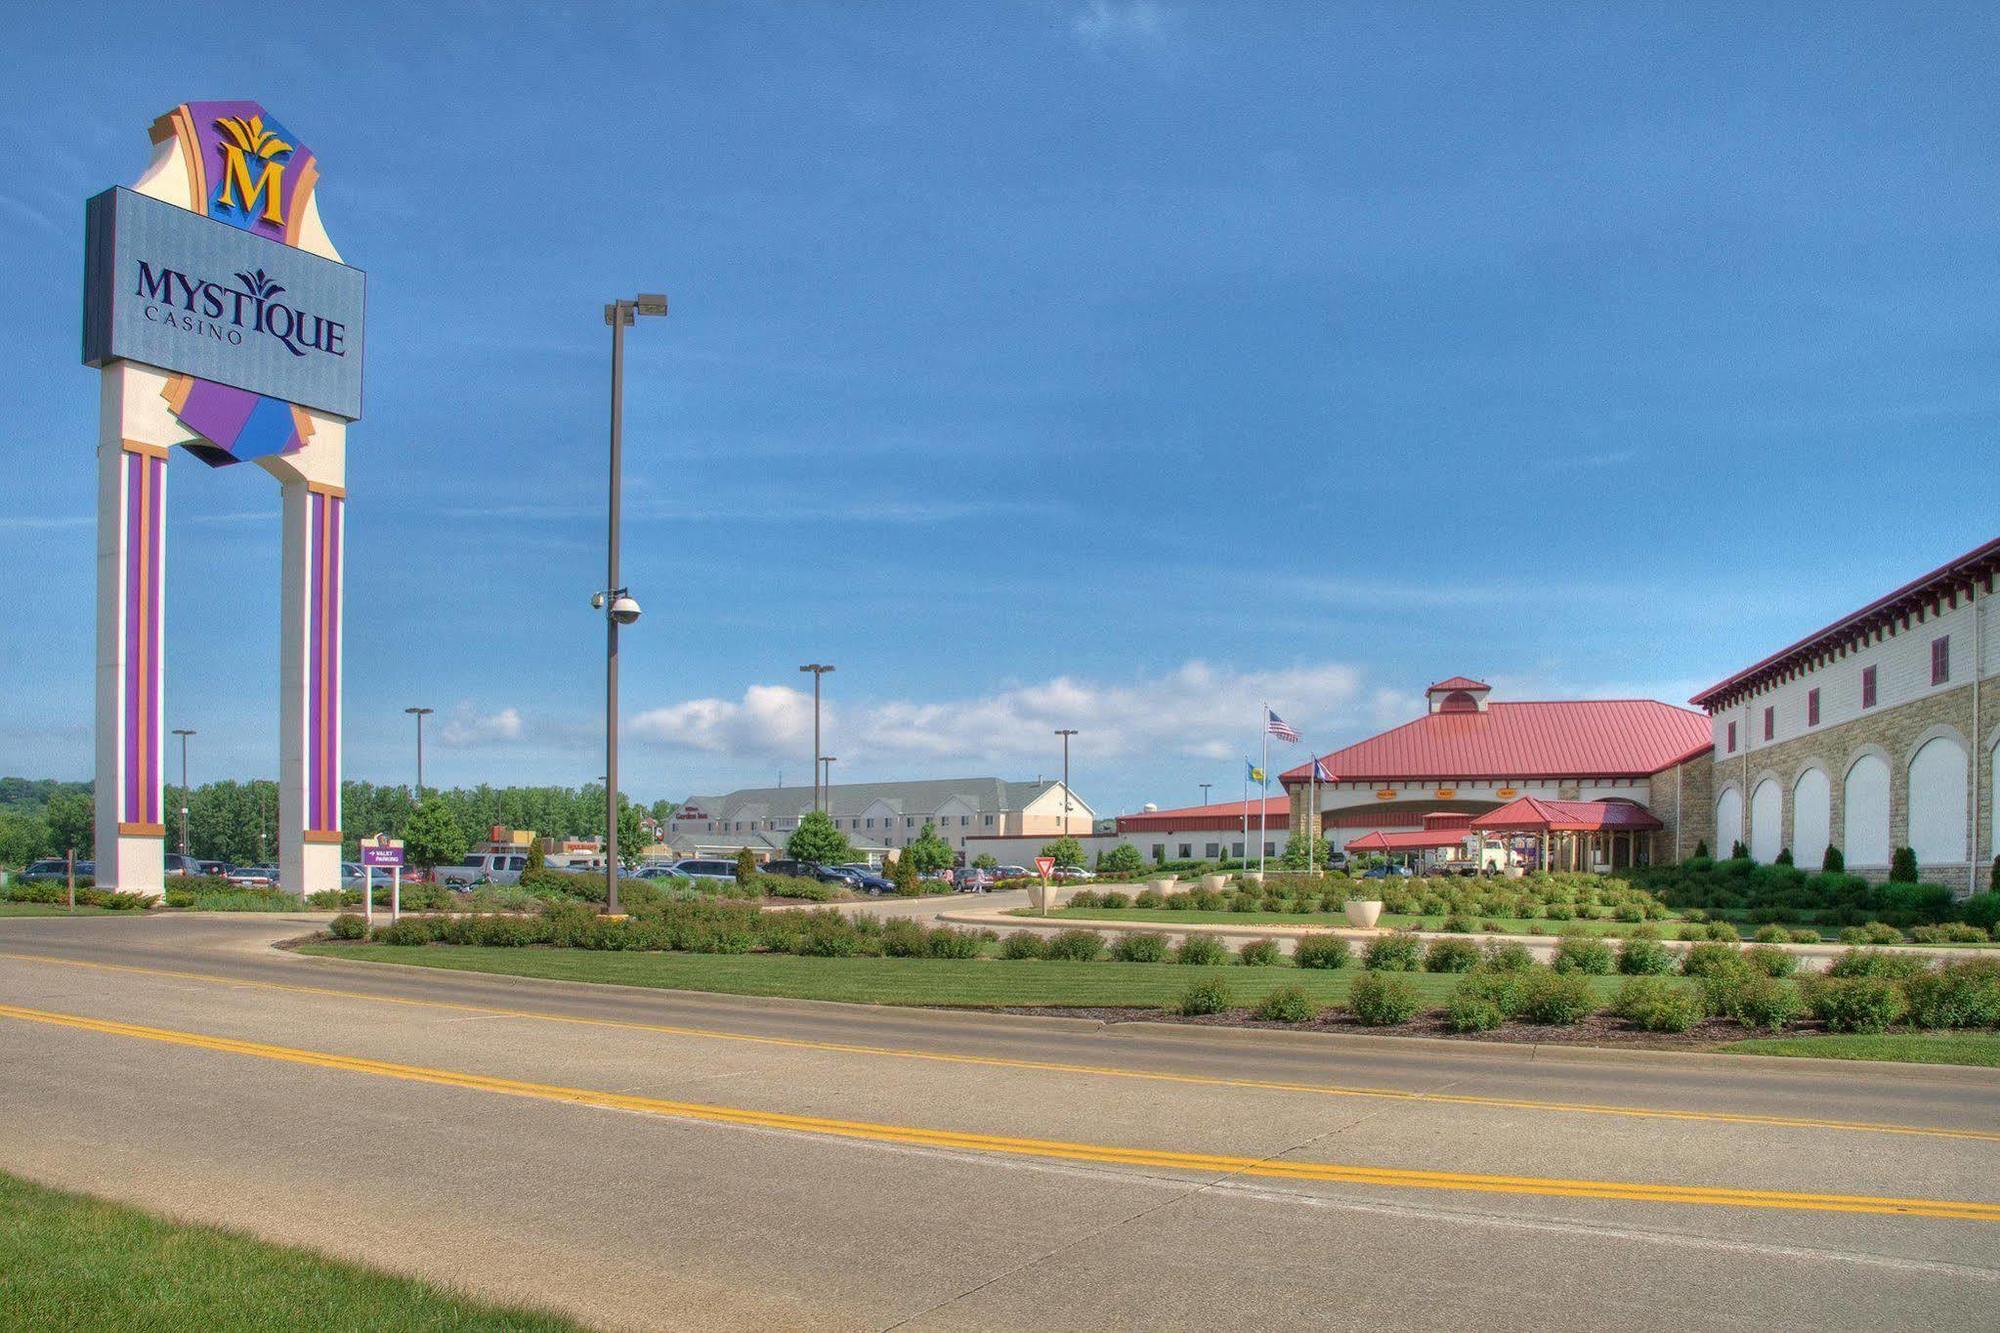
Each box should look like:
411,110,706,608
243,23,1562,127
1266,709,1300,743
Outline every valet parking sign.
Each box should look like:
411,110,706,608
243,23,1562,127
361,835,404,868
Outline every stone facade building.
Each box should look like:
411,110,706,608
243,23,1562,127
1690,537,1998,894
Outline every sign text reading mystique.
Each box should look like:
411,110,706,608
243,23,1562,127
84,186,366,420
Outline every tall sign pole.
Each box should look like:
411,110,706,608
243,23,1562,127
84,103,365,899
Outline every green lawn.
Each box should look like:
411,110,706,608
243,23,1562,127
1721,1031,2000,1067
0,901,113,917
0,1169,579,1331
299,942,1639,1009
1023,906,1694,938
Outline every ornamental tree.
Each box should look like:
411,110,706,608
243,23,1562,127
1097,843,1144,875
786,810,852,866
1279,832,1333,870
904,823,955,874
1040,835,1085,869
402,797,468,872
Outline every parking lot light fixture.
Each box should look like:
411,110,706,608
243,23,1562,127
798,664,835,811
403,707,433,794
171,729,196,856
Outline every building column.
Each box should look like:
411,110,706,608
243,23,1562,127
93,437,169,894
278,478,344,896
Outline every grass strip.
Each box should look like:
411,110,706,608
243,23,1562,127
0,1168,578,1330
1720,1032,2000,1068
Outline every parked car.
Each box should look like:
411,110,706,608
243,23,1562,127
1050,866,1094,882
1322,851,1350,871
161,852,202,877
196,860,235,877
824,865,895,895
19,859,91,883
953,866,993,893
1362,864,1413,879
226,866,276,887
340,862,368,888
993,864,1031,880
437,851,530,886
759,859,852,885
668,858,739,883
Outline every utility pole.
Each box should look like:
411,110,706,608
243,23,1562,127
404,707,433,794
799,664,835,812
171,728,195,857
1054,730,1078,834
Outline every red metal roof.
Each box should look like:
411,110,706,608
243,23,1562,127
1427,676,1490,693
1281,700,1712,784
1347,829,1474,851
1469,796,1663,833
1116,797,1289,834
1688,535,2000,710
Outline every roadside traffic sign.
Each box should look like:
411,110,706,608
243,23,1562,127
1035,856,1055,879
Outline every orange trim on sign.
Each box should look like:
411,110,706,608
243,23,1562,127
116,822,167,838
303,830,344,845
283,158,320,247
160,374,195,415
121,439,171,460
305,480,346,499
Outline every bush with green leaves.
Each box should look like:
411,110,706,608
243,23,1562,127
328,913,367,940
1616,937,1674,975
1098,843,1145,875
1254,984,1320,1023
999,931,1048,960
1908,923,1990,944
1902,960,2000,1029
1889,847,1919,884
1238,937,1281,967
1826,948,1929,981
926,927,985,960
372,918,436,946
1363,934,1423,972
879,918,930,958
1293,935,1351,970
1611,976,1703,1032
1445,971,1525,1031
1422,938,1482,973
1741,944,1798,978
1174,934,1232,966
1680,942,1745,978
1110,931,1171,963
1721,974,1804,1030
1552,936,1615,975
1514,970,1597,1025
1807,975,1907,1033
1348,971,1422,1026
1174,977,1232,1016
1044,928,1106,962
1480,939,1535,972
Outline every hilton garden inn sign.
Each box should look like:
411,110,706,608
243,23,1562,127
80,102,365,898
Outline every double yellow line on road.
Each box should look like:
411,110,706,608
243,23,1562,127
2,998,1997,1223
5,949,1999,1146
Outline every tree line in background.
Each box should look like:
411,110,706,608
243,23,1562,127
0,777,676,869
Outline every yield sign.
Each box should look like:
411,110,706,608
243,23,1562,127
1035,856,1056,879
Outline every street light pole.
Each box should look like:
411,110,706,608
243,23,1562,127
599,293,667,917
1200,782,1212,807
404,707,433,795
798,664,835,812
171,729,195,856
819,756,837,815
1055,729,1078,834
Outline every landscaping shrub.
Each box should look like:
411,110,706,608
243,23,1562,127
1423,938,1482,973
328,913,367,940
1348,971,1421,1026
1097,891,1132,910
372,918,436,946
1293,935,1351,970
1439,912,1478,934
1444,989,1507,1033
999,932,1048,960
1480,939,1535,972
880,919,930,958
1722,974,1804,1030
1862,921,1905,945
1827,948,1929,981
1238,937,1281,967
1045,929,1106,962
542,900,603,948
1889,847,1919,884
1902,960,2000,1029
1174,934,1232,966
1680,942,1745,978
1174,978,1232,1016
1111,931,1171,963
1514,970,1596,1025
926,927,984,960
1132,888,1163,910
471,914,544,947
1751,923,1791,944
1611,976,1703,1032
1808,975,1907,1033
797,917,865,957
1741,944,1798,978
1229,892,1262,913
1363,934,1423,972
1967,891,2000,933
1254,984,1319,1023
1552,936,1615,976
1616,937,1674,976
1909,923,1990,944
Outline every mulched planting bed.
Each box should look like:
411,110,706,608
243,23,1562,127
979,1005,1838,1051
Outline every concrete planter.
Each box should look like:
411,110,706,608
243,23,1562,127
1343,899,1384,929
1243,871,1264,887
1201,873,1229,893
1152,876,1179,894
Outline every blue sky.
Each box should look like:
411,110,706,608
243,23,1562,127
2,3,1997,816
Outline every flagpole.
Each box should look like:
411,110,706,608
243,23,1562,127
1241,764,1248,872
1259,703,1269,879
1308,755,1316,876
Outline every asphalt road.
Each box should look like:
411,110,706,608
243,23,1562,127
3,912,1999,1331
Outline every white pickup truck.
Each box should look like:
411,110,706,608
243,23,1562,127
435,850,530,886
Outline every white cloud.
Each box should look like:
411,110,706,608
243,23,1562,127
630,660,1412,771
439,704,525,746
1070,1,1170,45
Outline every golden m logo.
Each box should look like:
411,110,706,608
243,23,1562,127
213,115,293,225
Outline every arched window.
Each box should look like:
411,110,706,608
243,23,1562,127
1791,768,1831,869
1715,786,1743,856
1908,736,1968,867
1843,753,1890,868
1439,691,1478,713
1749,779,1782,863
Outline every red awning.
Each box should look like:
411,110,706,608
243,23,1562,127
1346,829,1474,852
1468,796,1663,834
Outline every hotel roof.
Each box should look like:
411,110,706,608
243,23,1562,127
1280,699,1712,784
